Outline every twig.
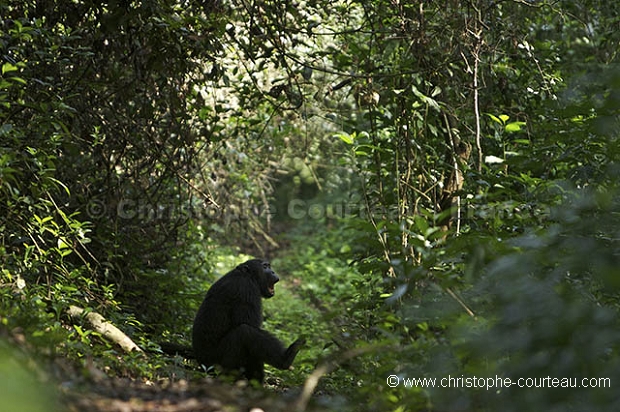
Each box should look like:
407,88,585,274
295,344,390,412
446,287,476,318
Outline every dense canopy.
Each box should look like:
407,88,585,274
1,1,619,411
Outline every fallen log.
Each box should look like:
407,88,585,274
67,305,143,353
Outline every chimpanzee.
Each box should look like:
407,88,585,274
192,259,305,382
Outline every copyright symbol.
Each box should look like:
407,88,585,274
387,375,400,387
86,199,106,219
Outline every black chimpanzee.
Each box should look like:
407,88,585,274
192,259,305,382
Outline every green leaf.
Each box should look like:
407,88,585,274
412,85,440,111
414,215,429,233
486,113,503,124
46,177,71,196
514,139,531,145
9,77,27,85
2,63,18,75
335,132,354,145
33,214,53,225
505,121,526,132
57,237,70,249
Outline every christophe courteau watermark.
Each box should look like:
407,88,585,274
86,198,390,221
85,198,546,222
386,374,611,391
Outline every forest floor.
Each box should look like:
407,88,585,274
61,376,306,412
52,353,319,412
4,314,323,412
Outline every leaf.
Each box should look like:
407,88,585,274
16,276,26,290
33,214,53,225
411,85,440,111
485,155,504,164
356,144,385,153
2,63,18,75
513,139,531,145
414,215,429,233
486,113,503,124
9,77,27,85
505,121,526,132
335,132,354,145
46,177,71,196
57,237,70,249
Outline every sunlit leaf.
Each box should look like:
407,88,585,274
485,155,504,164
335,132,354,145
486,113,503,124
505,121,526,132
1,63,18,74
57,237,70,249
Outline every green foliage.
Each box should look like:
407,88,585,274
423,183,620,412
269,230,381,392
229,2,619,410
1,0,620,411
0,340,61,412
0,0,227,383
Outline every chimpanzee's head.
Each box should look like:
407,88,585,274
241,259,279,298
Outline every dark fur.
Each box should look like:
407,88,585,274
192,259,305,382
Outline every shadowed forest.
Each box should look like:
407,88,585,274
1,1,619,411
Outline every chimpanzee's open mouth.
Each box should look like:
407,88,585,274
267,285,275,296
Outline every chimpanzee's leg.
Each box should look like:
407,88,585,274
216,324,303,382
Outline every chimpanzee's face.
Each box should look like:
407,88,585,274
242,259,279,298
260,260,279,298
